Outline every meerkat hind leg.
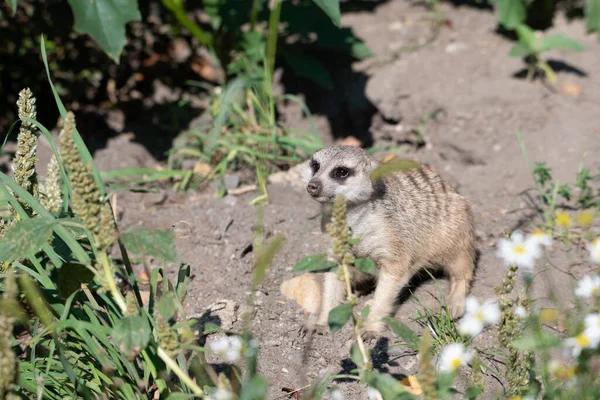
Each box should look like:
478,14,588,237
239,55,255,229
445,251,474,319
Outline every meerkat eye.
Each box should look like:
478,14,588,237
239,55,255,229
333,167,351,179
310,160,320,173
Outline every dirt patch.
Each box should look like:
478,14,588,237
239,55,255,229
26,1,600,398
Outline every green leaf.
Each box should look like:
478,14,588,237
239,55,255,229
509,42,534,58
585,0,600,39
495,0,526,29
57,262,95,299
0,217,56,262
293,253,337,272
7,0,17,16
281,49,334,91
515,24,539,53
0,299,27,322
513,331,561,350
364,371,414,399
240,376,268,400
350,342,364,368
312,0,341,27
539,34,585,52
111,315,151,361
437,371,458,397
361,304,370,319
68,0,141,62
328,303,353,334
383,318,419,346
157,292,177,320
354,258,378,275
465,386,483,400
120,226,177,263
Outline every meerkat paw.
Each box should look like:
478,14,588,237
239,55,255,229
299,322,329,338
360,322,386,343
447,301,466,320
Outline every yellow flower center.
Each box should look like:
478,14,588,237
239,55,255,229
513,244,526,254
578,211,594,228
475,311,484,321
593,287,600,296
531,229,545,237
555,212,571,228
450,358,462,370
576,333,590,348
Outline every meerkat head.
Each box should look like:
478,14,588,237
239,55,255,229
302,145,379,204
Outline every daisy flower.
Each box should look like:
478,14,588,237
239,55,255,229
527,229,552,248
209,336,244,363
577,210,594,228
211,388,234,400
555,211,572,228
367,387,381,400
574,275,600,298
584,313,600,338
565,330,600,357
496,231,542,269
514,305,528,318
458,296,501,337
587,238,600,264
438,343,473,373
329,388,344,400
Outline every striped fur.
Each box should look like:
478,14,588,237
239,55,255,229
303,146,475,339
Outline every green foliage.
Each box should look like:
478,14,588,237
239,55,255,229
69,0,141,62
586,0,600,38
384,317,419,348
328,303,353,334
0,217,56,261
120,226,178,264
293,253,337,272
57,262,95,298
494,0,527,30
354,258,378,275
509,23,584,83
112,316,152,360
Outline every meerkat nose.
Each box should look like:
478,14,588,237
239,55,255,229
307,181,321,196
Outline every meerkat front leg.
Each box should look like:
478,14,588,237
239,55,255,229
312,271,347,333
362,264,411,342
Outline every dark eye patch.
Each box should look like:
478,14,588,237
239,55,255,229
310,159,320,173
330,166,353,181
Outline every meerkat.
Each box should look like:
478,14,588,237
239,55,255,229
301,145,475,339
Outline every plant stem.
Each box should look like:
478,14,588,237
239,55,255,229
98,251,127,313
161,0,213,47
157,347,206,397
265,0,282,79
250,0,261,31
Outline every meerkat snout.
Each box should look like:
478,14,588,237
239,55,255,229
301,145,475,341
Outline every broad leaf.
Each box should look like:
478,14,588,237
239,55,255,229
328,303,352,333
293,253,337,272
515,24,539,53
364,371,414,400
312,0,341,27
240,376,268,400
281,49,334,91
157,292,177,321
495,0,526,29
0,217,56,262
512,331,561,350
6,0,17,16
68,0,142,62
120,226,177,263
509,42,534,58
383,317,419,346
586,0,600,40
350,342,364,368
57,263,95,299
540,34,585,52
112,315,151,361
354,258,378,275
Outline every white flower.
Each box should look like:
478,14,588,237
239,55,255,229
438,343,473,373
496,230,542,270
528,229,553,248
588,239,600,264
514,305,528,318
209,336,244,363
458,296,501,337
574,275,600,298
565,329,600,357
367,388,381,400
211,388,234,400
329,388,344,400
584,313,600,342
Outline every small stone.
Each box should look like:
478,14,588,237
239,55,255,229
280,273,322,314
445,42,467,54
282,368,289,373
